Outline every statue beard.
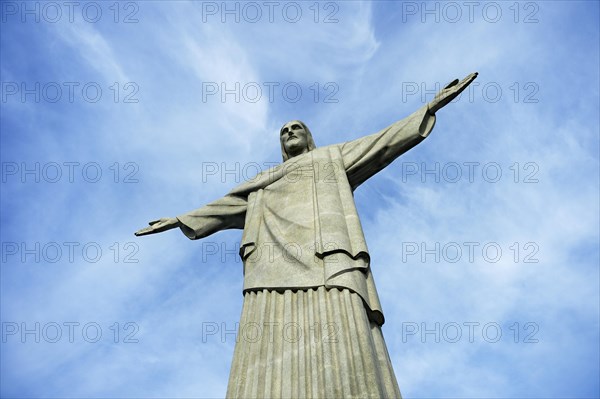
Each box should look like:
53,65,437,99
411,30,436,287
280,122,317,162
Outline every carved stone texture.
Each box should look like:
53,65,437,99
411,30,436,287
135,73,478,398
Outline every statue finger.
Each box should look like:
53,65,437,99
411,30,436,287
460,72,478,87
443,79,459,90
135,227,152,236
454,74,477,94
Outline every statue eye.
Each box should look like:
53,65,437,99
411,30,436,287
292,124,301,130
281,127,289,135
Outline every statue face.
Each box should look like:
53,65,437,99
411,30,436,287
281,121,309,158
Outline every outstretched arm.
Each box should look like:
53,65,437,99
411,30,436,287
134,193,247,239
341,103,435,190
135,218,181,236
341,72,478,189
428,72,478,114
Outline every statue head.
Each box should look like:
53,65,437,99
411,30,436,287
280,120,317,162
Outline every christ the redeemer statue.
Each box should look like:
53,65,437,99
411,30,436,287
136,73,478,398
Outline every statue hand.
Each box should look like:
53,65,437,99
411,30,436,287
135,217,181,236
428,72,478,114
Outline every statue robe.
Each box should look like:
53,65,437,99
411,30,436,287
177,105,435,398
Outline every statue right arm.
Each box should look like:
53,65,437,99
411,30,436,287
135,193,248,239
135,217,181,236
176,193,247,240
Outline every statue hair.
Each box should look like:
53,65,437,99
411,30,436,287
280,120,317,162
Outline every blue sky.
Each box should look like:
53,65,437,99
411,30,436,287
1,1,599,398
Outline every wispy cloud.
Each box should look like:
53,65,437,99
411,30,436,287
1,1,598,398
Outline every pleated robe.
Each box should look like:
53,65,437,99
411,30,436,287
177,105,436,398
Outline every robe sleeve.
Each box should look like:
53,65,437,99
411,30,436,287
176,193,247,240
341,104,436,190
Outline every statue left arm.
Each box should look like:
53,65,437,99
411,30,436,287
341,104,436,190
341,72,477,190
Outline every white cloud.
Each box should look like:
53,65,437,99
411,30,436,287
1,1,598,398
